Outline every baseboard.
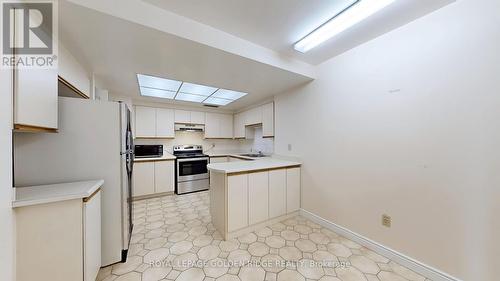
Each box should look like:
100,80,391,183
300,209,461,281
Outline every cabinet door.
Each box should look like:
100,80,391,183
135,106,156,138
154,161,175,193
210,157,228,163
269,169,286,218
174,110,191,124
220,114,233,138
227,174,248,232
262,102,274,137
286,168,301,213
248,171,269,225
245,106,262,126
15,68,58,129
233,113,245,138
83,192,101,281
156,108,175,138
205,113,220,138
190,111,206,125
133,162,155,196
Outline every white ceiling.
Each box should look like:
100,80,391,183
144,0,455,65
59,1,313,111
60,0,454,110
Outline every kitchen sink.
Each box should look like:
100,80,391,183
240,153,267,158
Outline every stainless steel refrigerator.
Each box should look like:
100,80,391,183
14,97,134,266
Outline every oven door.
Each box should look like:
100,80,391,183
177,157,209,182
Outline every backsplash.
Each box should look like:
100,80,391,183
134,127,274,155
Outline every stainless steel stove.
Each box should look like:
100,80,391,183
173,145,209,194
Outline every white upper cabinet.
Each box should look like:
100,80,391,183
174,110,191,123
262,102,274,137
205,113,233,139
219,114,233,138
14,68,58,131
245,106,262,126
234,113,245,139
58,42,90,98
190,111,206,125
233,102,274,139
174,110,206,125
135,106,156,138
156,108,175,138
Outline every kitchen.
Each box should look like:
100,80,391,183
1,1,498,281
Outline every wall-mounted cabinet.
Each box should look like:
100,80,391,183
174,110,206,125
135,106,174,138
14,68,58,132
205,113,233,139
233,102,274,139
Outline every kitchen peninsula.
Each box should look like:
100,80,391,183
207,158,301,240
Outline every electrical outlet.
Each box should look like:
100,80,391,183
382,214,391,228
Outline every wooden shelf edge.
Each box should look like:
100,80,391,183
58,75,89,99
14,124,58,133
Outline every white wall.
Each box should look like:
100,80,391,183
59,41,91,97
239,127,275,154
0,69,15,280
274,0,499,280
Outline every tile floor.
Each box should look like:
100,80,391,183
97,191,431,281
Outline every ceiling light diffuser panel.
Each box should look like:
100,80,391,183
137,74,248,106
140,87,177,99
211,89,247,100
294,0,396,53
175,93,208,103
179,82,218,96
203,97,233,106
137,74,182,92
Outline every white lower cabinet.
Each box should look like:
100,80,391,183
154,161,175,193
269,169,286,218
15,191,101,281
248,171,269,225
133,160,175,197
227,174,248,232
133,162,155,196
210,157,229,163
84,192,102,281
226,167,300,233
286,167,301,212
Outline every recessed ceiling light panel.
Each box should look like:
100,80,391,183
140,87,176,99
211,89,247,100
137,74,182,91
203,97,233,106
175,93,207,103
137,74,248,106
294,0,396,53
179,82,218,96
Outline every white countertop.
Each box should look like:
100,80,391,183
207,158,301,174
134,152,176,162
205,151,268,160
13,180,104,208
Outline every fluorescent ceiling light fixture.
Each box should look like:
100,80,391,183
179,82,218,96
140,87,176,99
137,74,182,91
137,73,248,106
211,89,247,100
175,93,207,103
203,97,233,106
294,0,396,53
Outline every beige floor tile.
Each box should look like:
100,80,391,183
297,259,324,279
142,267,172,281
389,262,425,281
336,266,368,281
279,246,303,261
248,242,270,257
277,269,305,281
295,239,317,253
265,236,286,248
112,256,143,275
198,245,221,261
350,255,380,275
144,248,170,264
238,266,266,281
176,267,205,281
115,272,141,281
216,274,240,281
378,271,409,281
